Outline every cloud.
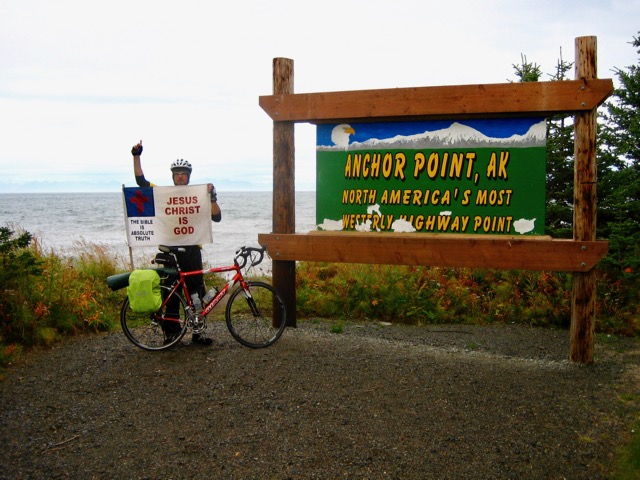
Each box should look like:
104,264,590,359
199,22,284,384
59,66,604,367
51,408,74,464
1,0,638,192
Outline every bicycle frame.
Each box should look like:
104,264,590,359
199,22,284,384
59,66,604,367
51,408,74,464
161,262,249,320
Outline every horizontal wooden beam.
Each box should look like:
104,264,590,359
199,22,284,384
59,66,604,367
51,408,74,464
259,79,613,123
258,232,608,272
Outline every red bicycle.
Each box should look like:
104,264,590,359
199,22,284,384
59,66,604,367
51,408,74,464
108,245,286,351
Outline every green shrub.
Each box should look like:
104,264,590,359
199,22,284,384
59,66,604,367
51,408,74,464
295,262,639,336
0,228,124,368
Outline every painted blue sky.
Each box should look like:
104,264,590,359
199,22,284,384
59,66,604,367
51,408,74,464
317,118,544,146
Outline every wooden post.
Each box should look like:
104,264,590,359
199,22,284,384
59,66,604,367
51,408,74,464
570,36,598,363
272,58,297,327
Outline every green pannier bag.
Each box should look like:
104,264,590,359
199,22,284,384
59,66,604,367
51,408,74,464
127,269,162,313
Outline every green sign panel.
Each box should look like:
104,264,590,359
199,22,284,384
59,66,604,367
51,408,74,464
316,118,546,235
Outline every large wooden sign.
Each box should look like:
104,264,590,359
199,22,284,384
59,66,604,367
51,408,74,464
259,37,613,363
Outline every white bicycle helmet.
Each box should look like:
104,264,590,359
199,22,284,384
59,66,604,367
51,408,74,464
170,159,192,173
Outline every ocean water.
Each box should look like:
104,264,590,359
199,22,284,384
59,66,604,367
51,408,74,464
0,191,316,271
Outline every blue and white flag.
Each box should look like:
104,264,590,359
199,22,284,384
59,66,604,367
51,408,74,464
122,185,213,247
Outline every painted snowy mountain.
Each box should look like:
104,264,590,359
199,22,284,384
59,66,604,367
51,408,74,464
318,120,547,151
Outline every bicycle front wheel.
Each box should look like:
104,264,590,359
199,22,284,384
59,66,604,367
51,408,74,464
120,285,189,351
225,281,286,348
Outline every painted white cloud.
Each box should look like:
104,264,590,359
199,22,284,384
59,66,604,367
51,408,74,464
513,218,536,234
318,219,343,231
391,219,416,233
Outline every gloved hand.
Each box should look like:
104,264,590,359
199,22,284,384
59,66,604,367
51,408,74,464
131,141,143,156
209,184,217,202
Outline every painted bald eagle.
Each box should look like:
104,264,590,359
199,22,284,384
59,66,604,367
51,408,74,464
331,124,355,150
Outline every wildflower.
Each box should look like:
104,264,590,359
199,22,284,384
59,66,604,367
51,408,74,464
34,302,49,319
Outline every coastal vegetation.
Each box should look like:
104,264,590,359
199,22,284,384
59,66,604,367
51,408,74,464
295,262,638,335
0,228,637,370
0,229,122,366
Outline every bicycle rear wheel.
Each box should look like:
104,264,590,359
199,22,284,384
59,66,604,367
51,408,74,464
225,281,286,348
120,285,189,351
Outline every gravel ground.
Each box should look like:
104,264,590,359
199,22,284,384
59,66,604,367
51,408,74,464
1,319,639,479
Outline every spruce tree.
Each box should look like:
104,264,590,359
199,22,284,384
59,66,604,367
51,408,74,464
544,51,574,239
512,51,575,239
597,33,640,281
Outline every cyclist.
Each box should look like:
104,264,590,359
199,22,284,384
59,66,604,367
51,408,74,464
131,140,222,345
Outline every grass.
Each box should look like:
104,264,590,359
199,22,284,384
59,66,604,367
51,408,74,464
610,418,640,479
329,321,344,334
466,341,480,351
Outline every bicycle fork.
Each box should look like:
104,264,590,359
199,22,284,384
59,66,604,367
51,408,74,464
242,288,261,317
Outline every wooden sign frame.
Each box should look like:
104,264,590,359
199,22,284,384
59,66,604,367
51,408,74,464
258,36,612,363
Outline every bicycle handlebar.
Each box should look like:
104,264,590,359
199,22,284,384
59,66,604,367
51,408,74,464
155,245,266,270
234,246,266,269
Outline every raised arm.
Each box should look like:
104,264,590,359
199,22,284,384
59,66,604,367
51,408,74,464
131,140,150,187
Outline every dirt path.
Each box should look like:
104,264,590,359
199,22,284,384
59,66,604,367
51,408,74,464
1,320,639,479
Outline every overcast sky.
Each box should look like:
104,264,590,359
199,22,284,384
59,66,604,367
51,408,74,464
1,0,638,193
